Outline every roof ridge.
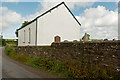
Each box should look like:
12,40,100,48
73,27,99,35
18,2,65,30
36,2,65,19
17,1,81,31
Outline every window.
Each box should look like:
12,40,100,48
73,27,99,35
54,36,61,42
29,28,31,44
23,30,25,43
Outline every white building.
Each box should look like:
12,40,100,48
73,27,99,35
18,2,81,46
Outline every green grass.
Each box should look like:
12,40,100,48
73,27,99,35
0,39,17,46
6,41,17,45
5,46,120,80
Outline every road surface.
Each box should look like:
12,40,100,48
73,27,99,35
1,47,40,78
0,47,2,79
1,47,60,79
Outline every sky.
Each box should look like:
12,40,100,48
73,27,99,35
0,0,120,40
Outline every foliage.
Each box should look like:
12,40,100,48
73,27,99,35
5,46,120,79
80,39,82,41
0,39,6,46
5,46,15,56
0,39,1,46
15,21,29,37
82,33,90,40
3,39,6,46
21,21,29,27
6,40,17,45
15,29,18,37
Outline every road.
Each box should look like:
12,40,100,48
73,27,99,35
1,47,60,79
0,47,2,79
1,47,40,78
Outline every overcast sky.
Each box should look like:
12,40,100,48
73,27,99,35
0,0,120,40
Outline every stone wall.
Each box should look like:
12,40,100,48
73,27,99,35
16,41,120,69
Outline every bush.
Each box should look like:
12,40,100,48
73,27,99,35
0,39,6,46
5,46,15,56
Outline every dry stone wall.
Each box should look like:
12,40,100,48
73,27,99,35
16,41,120,69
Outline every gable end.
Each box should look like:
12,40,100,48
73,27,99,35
17,2,81,31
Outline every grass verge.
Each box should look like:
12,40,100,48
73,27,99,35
5,46,120,80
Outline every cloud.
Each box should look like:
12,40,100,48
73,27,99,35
12,1,98,24
23,12,41,21
25,2,118,40
25,1,96,22
76,6,118,39
18,2,118,40
1,2,118,40
2,0,19,2
2,0,119,2
36,0,99,14
0,7,22,30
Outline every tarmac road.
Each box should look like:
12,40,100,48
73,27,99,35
1,47,40,78
1,47,60,79
0,47,2,79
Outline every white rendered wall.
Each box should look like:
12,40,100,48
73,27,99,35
37,4,80,46
18,20,36,46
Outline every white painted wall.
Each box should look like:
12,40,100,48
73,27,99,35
18,20,36,46
18,3,80,46
37,4,80,46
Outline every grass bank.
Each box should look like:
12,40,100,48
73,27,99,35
5,46,120,80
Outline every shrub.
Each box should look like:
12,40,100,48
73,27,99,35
5,46,15,56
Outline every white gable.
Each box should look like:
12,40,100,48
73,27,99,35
18,2,81,46
37,3,80,45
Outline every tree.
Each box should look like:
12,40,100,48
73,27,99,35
15,29,18,37
15,21,29,37
87,34,90,40
21,21,29,27
0,39,6,46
